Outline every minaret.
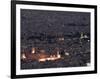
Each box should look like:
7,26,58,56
57,51,61,58
32,48,35,54
80,32,84,39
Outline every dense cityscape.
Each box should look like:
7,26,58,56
21,9,90,69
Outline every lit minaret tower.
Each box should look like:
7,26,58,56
32,48,35,54
57,50,61,58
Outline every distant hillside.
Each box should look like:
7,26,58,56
21,9,90,40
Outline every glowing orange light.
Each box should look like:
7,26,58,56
22,53,26,59
38,53,61,62
32,48,35,54
38,58,46,62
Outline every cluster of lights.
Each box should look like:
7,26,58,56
58,37,64,41
21,47,62,62
38,53,61,62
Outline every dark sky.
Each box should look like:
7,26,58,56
21,9,90,36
